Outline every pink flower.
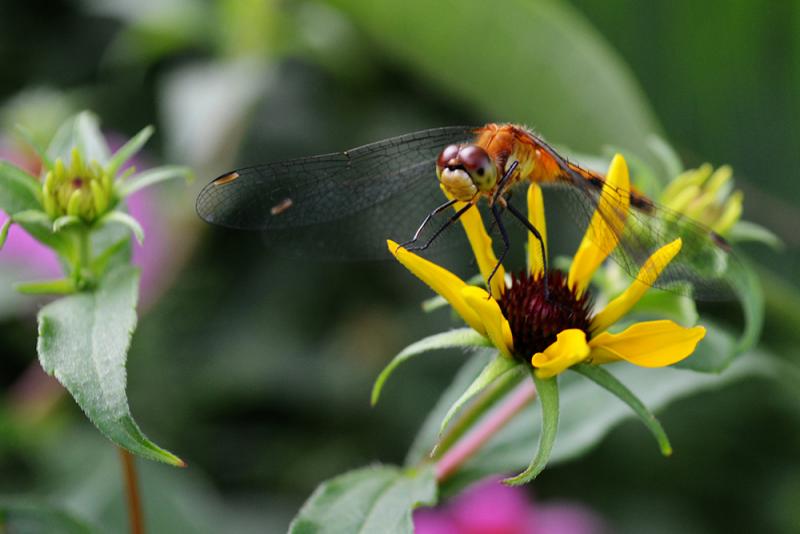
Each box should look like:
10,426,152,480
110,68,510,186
414,477,606,534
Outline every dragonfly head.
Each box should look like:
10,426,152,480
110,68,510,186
436,144,498,201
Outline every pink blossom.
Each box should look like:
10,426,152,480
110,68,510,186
414,477,606,534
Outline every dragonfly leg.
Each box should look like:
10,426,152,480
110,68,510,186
486,203,510,298
406,201,473,253
506,201,549,299
396,198,458,251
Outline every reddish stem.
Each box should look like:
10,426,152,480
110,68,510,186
435,380,537,483
119,448,145,534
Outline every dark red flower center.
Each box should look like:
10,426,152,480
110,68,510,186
499,270,593,363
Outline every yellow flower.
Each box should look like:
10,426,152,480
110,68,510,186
388,154,705,379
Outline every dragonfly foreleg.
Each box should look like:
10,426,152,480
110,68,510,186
506,201,549,299
487,203,510,298
404,201,473,253
396,198,458,251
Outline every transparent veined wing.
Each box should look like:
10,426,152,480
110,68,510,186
550,172,745,301
196,126,477,259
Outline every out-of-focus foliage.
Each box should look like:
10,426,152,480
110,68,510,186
1,0,798,533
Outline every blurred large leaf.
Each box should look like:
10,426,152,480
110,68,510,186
37,265,183,466
47,111,110,165
407,334,776,494
325,0,664,173
0,500,97,534
289,465,436,534
0,161,41,215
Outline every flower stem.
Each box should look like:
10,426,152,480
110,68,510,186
432,367,523,459
119,448,145,534
435,380,536,483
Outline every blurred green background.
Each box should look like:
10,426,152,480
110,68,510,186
1,1,798,532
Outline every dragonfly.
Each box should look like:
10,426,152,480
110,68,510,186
196,123,741,300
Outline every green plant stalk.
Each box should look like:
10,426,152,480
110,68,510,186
431,366,524,459
434,380,537,483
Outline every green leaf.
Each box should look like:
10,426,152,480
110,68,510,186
326,0,665,174
99,211,145,245
12,209,74,259
91,237,132,278
728,220,784,250
572,363,671,456
409,336,774,494
16,278,76,295
48,111,110,164
0,499,98,534
503,371,559,485
438,355,520,437
289,464,436,534
36,265,183,466
105,125,154,179
116,164,194,197
0,161,42,215
371,328,491,406
0,217,11,249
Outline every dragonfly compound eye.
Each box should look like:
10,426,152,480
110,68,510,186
459,145,497,191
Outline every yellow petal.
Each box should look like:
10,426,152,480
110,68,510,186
532,329,590,379
527,182,548,279
713,190,742,235
590,238,683,334
442,185,506,297
589,320,705,367
568,154,631,297
387,240,486,335
462,286,514,357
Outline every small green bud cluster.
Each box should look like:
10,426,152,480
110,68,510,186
42,147,114,223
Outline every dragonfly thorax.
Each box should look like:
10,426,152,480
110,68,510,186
436,144,498,201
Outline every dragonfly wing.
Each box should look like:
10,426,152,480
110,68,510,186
550,177,743,301
196,126,476,259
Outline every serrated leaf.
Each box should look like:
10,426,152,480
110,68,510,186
572,363,671,456
0,499,98,534
0,161,42,215
116,165,193,197
438,355,520,437
503,371,559,485
289,464,436,534
36,265,183,466
408,333,774,494
371,328,491,405
106,125,154,179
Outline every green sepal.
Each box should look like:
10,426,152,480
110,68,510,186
106,125,154,179
100,211,145,245
15,278,77,295
728,220,783,250
439,354,521,437
52,214,81,232
572,363,671,456
371,328,491,406
116,165,194,197
503,371,559,486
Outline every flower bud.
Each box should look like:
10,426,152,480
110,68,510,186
660,164,742,235
45,148,113,223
